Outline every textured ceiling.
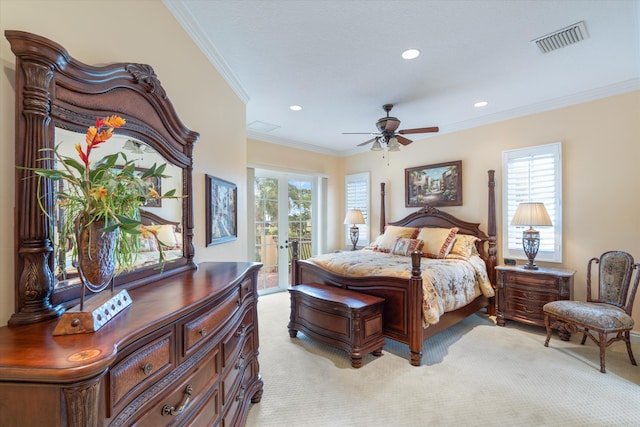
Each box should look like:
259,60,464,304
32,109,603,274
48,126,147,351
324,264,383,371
164,0,640,156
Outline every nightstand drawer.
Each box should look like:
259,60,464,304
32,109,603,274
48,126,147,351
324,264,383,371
507,287,558,303
502,271,559,289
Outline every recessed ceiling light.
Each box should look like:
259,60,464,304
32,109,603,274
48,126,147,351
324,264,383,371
290,105,303,111
474,101,488,108
401,49,420,60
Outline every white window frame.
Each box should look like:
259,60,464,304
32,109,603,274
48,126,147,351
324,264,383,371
345,172,370,248
502,142,562,263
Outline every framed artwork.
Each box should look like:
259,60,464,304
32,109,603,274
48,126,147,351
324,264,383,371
206,174,237,245
405,160,462,207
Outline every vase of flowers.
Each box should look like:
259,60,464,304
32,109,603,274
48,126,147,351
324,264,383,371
27,115,177,332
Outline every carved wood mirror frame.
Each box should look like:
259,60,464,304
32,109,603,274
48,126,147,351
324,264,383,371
7,30,199,325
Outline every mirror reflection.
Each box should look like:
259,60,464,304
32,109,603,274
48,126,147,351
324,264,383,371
53,128,184,290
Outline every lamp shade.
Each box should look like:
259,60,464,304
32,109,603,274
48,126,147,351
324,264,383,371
511,202,552,227
344,209,365,225
370,138,383,151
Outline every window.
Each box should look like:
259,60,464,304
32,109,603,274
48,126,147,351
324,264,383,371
345,172,370,247
502,142,562,263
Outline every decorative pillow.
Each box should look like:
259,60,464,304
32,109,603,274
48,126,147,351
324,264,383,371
139,236,159,253
416,227,459,258
448,234,480,258
372,226,419,253
391,237,424,256
155,224,178,248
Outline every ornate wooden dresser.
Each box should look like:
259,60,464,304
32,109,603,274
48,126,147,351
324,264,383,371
0,262,263,426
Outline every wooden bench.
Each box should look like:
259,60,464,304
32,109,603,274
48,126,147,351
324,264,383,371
288,283,385,368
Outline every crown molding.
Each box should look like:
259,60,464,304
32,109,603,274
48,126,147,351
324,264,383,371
163,0,250,104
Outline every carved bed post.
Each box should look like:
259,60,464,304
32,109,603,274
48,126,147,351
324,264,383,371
380,182,386,234
408,250,424,366
9,34,64,325
486,170,497,316
290,239,299,286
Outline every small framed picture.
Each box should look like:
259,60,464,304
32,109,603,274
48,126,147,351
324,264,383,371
405,160,462,207
205,175,237,245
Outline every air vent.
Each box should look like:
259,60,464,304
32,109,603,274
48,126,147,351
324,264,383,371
532,21,588,54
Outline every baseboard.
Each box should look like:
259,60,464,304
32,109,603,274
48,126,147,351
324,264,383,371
631,331,640,344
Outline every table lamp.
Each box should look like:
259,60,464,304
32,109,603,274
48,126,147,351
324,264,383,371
511,202,552,270
344,209,365,251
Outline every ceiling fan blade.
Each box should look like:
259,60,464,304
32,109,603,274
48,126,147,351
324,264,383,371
396,135,413,145
398,126,439,135
357,137,376,146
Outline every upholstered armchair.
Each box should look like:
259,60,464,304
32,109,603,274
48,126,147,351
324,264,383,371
543,251,640,373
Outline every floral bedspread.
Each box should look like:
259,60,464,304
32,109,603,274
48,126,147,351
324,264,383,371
307,251,494,328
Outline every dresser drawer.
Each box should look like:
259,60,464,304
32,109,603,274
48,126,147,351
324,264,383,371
181,288,241,360
506,287,558,304
505,299,547,323
222,308,254,369
503,271,559,289
109,329,175,413
239,276,254,302
129,347,220,427
222,334,254,405
221,356,258,427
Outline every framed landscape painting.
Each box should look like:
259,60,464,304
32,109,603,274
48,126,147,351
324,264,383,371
405,160,462,207
206,175,237,245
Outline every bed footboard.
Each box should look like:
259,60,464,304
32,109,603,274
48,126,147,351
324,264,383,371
291,245,425,365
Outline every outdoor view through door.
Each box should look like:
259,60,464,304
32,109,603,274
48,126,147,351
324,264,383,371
254,173,314,292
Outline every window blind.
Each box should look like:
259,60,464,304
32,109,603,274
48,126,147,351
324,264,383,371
345,172,370,247
503,143,562,262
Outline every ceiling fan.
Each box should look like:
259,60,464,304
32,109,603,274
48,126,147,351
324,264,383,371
343,104,439,149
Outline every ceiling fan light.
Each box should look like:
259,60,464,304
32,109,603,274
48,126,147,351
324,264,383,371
371,138,383,151
388,137,401,151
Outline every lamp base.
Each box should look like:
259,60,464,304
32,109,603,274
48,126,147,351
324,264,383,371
522,228,540,270
350,226,359,251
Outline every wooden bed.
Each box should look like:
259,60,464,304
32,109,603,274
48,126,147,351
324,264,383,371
291,170,497,366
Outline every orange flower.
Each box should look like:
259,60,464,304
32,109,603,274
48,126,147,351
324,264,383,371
148,188,160,199
90,186,108,201
81,115,127,167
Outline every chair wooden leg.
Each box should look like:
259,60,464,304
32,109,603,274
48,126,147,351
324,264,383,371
598,331,607,373
544,314,553,347
581,329,588,345
624,331,637,366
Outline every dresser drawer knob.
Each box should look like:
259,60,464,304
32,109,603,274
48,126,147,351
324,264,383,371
162,385,193,416
236,324,247,337
236,385,246,402
142,362,153,375
199,327,208,337
235,355,245,370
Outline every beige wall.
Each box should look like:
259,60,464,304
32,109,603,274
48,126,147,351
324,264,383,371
0,0,247,325
344,91,640,329
247,138,344,251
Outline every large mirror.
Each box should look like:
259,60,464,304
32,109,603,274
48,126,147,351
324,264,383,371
7,30,199,325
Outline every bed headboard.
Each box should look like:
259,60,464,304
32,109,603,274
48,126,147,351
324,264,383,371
380,170,497,285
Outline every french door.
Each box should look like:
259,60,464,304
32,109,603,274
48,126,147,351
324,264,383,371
253,170,316,293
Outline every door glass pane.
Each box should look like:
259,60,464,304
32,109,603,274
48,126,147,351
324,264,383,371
255,177,279,291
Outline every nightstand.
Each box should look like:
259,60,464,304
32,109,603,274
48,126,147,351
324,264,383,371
496,265,575,339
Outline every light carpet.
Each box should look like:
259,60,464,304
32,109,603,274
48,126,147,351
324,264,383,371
245,291,640,426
